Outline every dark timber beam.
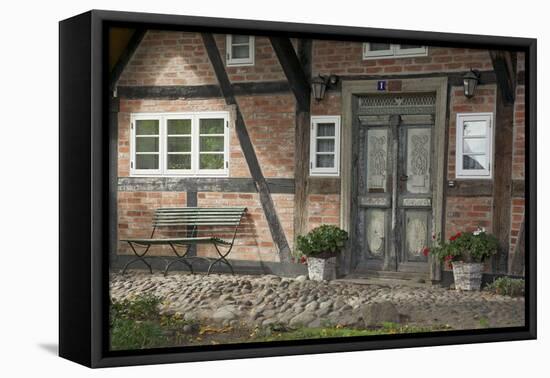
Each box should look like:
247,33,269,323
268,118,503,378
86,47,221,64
110,28,147,92
270,37,312,245
490,51,517,105
492,80,515,273
269,37,311,111
201,33,292,262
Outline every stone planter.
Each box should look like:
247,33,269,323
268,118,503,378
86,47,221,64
452,261,483,291
307,256,337,281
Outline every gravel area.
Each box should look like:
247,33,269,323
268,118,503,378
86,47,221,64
110,271,525,330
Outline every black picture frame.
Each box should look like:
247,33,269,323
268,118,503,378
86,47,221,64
59,9,537,368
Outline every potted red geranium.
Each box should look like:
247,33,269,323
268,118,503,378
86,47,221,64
424,227,498,291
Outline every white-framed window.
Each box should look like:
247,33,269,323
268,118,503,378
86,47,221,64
226,35,255,66
130,112,229,177
455,112,494,179
310,116,341,177
363,43,428,59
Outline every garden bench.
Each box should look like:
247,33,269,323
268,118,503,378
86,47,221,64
120,207,247,276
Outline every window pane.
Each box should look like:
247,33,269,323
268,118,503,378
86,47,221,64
232,45,250,59
200,154,224,169
232,35,250,44
135,119,159,135
135,154,159,170
317,123,335,137
200,118,224,134
368,43,391,51
168,136,191,152
463,121,487,136
399,44,423,49
167,119,191,135
316,154,335,168
136,137,159,152
317,139,335,153
167,154,191,170
463,138,486,154
200,136,224,152
463,154,487,170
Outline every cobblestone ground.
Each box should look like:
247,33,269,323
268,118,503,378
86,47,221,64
110,271,525,330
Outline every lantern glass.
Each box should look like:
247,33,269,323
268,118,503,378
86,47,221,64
463,70,479,98
311,77,327,101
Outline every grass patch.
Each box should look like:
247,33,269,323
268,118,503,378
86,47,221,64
110,294,198,351
248,322,451,342
485,277,525,297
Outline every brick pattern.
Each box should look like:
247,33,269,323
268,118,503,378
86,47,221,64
447,85,496,179
195,192,280,261
512,85,526,180
214,35,287,82
445,196,493,238
118,191,187,255
509,197,525,255
237,94,295,178
312,42,493,77
307,194,340,231
311,92,342,116
118,31,217,86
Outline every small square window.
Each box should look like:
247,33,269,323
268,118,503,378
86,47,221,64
226,35,255,66
310,116,341,177
455,113,493,179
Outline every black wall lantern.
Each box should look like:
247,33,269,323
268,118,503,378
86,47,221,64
311,74,339,101
463,69,480,98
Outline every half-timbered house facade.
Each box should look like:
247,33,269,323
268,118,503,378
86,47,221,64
110,28,526,282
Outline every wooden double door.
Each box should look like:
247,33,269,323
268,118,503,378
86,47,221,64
353,103,435,274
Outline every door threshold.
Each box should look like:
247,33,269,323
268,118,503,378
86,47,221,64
336,277,433,288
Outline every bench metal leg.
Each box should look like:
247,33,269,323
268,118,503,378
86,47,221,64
208,243,234,275
122,242,153,274
164,242,194,277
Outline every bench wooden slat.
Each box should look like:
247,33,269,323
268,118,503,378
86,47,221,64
121,237,232,245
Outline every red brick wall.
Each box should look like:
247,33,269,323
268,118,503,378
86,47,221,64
118,31,217,86
213,35,288,82
509,197,525,256
118,191,187,255
312,42,493,77
306,194,340,231
445,197,493,238
512,85,526,180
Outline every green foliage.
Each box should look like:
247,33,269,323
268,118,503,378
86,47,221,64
249,324,452,342
110,294,161,322
110,318,166,350
486,277,525,297
296,225,348,257
429,229,498,264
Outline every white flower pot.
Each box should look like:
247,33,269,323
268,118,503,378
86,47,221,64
307,256,337,281
452,261,483,291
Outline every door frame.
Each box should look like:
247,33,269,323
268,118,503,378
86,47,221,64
340,77,448,281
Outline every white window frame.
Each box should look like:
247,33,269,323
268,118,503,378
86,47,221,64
363,43,428,60
130,112,229,177
309,115,341,177
455,112,494,179
226,35,255,66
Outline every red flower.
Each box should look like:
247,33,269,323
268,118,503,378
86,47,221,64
422,247,430,257
300,256,307,264
449,232,462,241
444,255,453,261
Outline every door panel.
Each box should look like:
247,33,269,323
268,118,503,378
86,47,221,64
354,95,435,274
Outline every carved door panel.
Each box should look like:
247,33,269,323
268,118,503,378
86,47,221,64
354,98,434,274
396,115,433,273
